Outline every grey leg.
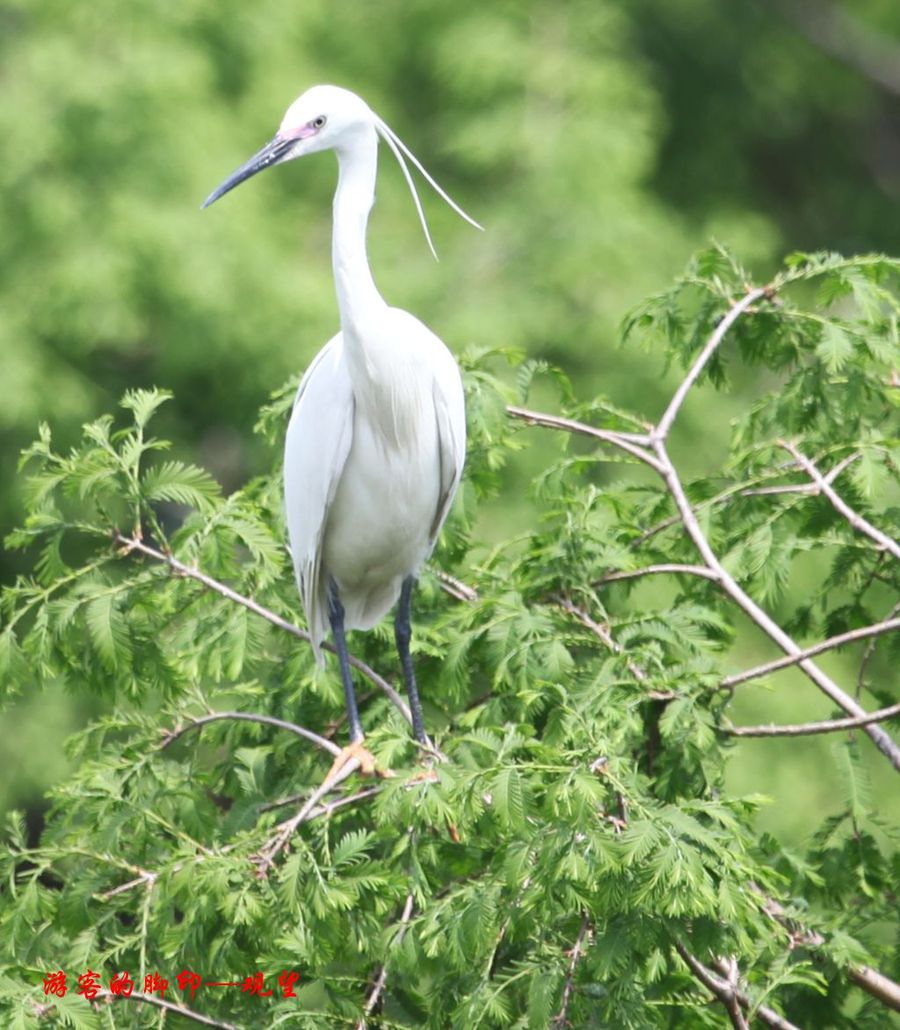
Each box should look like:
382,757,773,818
328,583,364,743
395,576,427,745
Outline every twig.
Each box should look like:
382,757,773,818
113,531,412,724
858,600,900,697
675,943,749,1030
721,616,900,689
98,870,157,901
99,777,381,899
726,700,900,737
741,452,859,497
710,959,804,1030
356,892,416,1028
260,785,380,814
751,884,900,1013
555,595,667,693
161,710,341,757
506,406,666,472
654,287,770,441
94,989,238,1029
430,567,478,602
253,756,362,876
778,442,900,562
551,911,591,1028
597,563,720,585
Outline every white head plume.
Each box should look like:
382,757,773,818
373,116,484,260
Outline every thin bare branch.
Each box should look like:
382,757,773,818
727,700,900,738
654,287,770,441
94,989,238,1030
709,959,803,1030
430,567,478,602
653,438,900,771
161,710,341,758
253,756,362,876
675,943,749,1030
741,452,860,497
597,563,719,585
113,531,412,725
551,911,591,1028
99,776,381,900
554,595,673,697
506,406,664,472
779,442,900,562
503,297,900,770
751,884,900,1012
97,870,157,901
859,600,900,696
260,785,381,814
357,892,416,1028
721,616,900,689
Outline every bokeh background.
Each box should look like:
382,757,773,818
2,0,899,841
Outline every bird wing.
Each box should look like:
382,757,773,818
429,366,467,544
284,334,354,663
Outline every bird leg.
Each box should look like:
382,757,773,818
326,585,377,779
395,575,428,746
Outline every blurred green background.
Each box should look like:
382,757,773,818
2,0,898,841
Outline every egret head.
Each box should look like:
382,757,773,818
201,85,374,209
202,84,482,255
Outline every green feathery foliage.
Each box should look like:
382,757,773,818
1,247,898,1028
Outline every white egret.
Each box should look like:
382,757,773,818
203,85,480,771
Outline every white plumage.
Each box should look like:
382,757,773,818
285,311,465,660
203,84,477,753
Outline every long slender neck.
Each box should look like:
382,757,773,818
332,127,385,337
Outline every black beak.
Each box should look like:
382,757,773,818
201,136,297,209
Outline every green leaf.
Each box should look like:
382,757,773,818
815,323,854,374
84,591,131,673
120,388,172,429
140,460,221,510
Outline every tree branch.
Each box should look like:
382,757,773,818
160,710,342,758
253,755,362,876
260,785,381,814
94,989,238,1030
727,700,900,737
506,406,666,472
551,911,591,1028
430,567,478,602
721,616,900,689
675,943,749,1030
654,287,771,441
677,946,806,1030
112,531,412,725
848,965,900,1013
597,563,720,585
356,892,416,1028
778,442,900,562
655,436,900,770
752,885,900,1014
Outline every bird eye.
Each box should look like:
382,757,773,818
312,116,327,129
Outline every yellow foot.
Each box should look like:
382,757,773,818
323,740,394,785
